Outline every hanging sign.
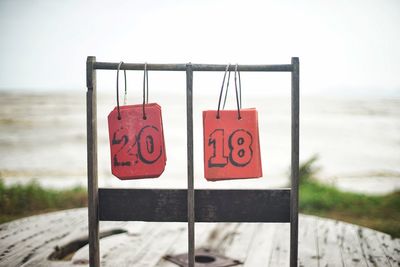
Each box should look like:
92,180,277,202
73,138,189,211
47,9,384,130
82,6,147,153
203,64,262,181
108,104,166,179
108,62,166,180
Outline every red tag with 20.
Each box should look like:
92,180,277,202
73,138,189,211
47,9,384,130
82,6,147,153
108,103,166,180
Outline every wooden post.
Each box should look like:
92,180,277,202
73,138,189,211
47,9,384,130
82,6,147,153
186,63,195,267
86,56,99,267
290,57,300,267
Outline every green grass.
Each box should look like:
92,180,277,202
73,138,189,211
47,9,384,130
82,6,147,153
0,179,87,224
0,158,399,238
298,156,400,238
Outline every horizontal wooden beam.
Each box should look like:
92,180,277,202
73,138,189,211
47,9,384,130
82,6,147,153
99,189,290,223
93,62,293,72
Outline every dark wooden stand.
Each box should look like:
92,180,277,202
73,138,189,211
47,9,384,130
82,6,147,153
86,57,300,267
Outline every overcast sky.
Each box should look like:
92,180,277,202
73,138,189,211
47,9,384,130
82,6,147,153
0,0,399,96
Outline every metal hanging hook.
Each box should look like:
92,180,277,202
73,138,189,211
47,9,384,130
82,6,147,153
234,64,242,119
116,61,127,120
216,64,242,119
222,67,232,110
142,63,149,120
216,64,230,119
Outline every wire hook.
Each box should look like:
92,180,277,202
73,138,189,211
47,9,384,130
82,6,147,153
234,64,242,119
116,61,127,120
216,64,230,119
216,64,242,119
142,63,149,120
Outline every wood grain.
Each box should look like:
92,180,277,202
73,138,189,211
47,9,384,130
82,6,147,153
0,209,398,266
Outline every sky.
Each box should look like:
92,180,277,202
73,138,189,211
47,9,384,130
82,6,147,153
0,0,399,96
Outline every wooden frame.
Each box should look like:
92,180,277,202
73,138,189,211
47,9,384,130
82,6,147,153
86,57,300,267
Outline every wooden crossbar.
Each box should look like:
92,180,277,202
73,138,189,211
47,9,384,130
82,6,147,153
99,188,291,222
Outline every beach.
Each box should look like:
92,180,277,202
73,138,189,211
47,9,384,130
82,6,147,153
0,90,399,195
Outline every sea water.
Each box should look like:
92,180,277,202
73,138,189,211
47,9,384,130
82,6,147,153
0,91,399,195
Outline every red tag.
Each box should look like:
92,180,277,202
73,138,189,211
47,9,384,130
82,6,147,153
108,103,166,180
203,109,262,181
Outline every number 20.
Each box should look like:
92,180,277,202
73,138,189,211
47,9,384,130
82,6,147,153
112,125,162,167
208,129,253,168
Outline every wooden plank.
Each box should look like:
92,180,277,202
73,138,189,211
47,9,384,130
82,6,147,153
157,223,252,266
69,221,148,265
243,223,278,267
268,221,290,266
297,216,319,267
0,209,87,267
314,217,343,267
99,188,291,222
97,223,183,267
337,220,369,267
374,229,400,266
205,223,240,252
155,223,217,267
223,223,259,263
356,227,391,266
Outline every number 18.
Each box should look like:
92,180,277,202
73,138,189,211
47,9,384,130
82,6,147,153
208,129,253,168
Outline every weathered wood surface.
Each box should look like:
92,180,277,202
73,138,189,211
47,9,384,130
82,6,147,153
0,208,398,266
98,189,291,222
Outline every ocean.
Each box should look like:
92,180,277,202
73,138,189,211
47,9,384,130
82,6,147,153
0,90,399,195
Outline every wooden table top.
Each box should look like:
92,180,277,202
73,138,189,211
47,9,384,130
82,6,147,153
0,208,398,266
